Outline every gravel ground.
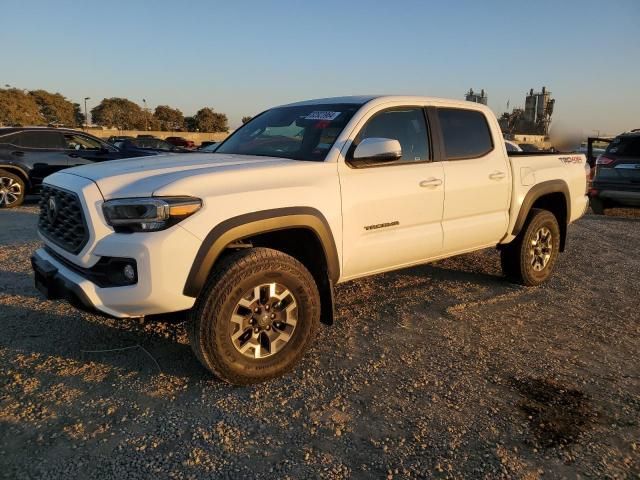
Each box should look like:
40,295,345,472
1,200,639,479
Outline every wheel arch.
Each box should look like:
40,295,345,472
512,180,570,251
0,164,31,191
183,207,339,324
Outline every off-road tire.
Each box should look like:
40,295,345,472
501,208,560,286
589,197,605,215
188,247,320,385
0,169,26,208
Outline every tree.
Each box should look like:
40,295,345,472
184,116,197,132
91,97,145,129
0,88,43,126
241,116,252,124
73,103,85,126
194,107,229,132
29,89,82,126
154,105,184,131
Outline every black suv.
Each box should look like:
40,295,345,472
590,130,640,214
0,127,155,208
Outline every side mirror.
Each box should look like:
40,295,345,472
351,137,402,166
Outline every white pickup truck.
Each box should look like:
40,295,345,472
31,95,590,384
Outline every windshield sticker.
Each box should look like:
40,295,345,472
305,111,341,121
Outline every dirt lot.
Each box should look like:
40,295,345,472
1,201,638,479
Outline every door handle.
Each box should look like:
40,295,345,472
489,171,506,180
68,153,80,158
11,151,24,157
419,178,443,188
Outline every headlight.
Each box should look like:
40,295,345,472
102,197,202,232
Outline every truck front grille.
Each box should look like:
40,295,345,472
38,186,89,254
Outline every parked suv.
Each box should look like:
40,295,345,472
589,130,640,214
0,127,151,208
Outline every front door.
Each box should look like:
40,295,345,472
338,106,444,280
62,132,122,166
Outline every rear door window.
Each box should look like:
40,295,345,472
15,131,66,149
606,136,640,157
63,133,103,150
0,133,20,145
437,108,493,160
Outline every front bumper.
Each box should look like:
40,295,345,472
31,254,96,313
31,223,201,318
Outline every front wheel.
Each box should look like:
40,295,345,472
501,208,560,286
188,247,320,385
0,170,25,208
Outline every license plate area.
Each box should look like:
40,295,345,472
32,257,59,299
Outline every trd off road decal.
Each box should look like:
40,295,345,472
559,155,583,164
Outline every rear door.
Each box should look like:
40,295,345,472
11,131,68,186
436,107,511,253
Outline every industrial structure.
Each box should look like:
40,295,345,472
465,88,488,105
498,87,555,136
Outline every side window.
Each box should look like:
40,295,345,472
437,108,493,160
63,134,102,150
0,133,20,145
15,131,66,149
353,107,430,165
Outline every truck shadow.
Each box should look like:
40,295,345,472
1,250,510,386
0,302,210,382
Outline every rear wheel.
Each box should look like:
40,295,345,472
0,170,25,208
501,208,560,286
188,247,320,385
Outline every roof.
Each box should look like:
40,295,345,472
0,126,94,137
281,95,380,107
279,95,485,110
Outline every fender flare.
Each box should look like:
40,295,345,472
511,179,570,237
183,207,340,298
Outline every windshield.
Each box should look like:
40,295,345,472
216,103,360,161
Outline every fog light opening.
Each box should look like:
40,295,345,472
123,264,136,282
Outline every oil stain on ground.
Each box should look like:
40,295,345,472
511,377,595,448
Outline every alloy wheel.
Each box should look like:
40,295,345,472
0,176,22,207
530,226,553,271
230,282,298,359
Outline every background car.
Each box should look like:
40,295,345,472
197,142,219,152
165,136,195,149
198,141,218,150
107,135,134,144
0,127,155,208
504,140,523,152
112,137,192,155
589,130,640,214
518,143,541,152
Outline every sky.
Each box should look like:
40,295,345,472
1,0,638,134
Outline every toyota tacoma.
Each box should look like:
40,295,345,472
31,96,590,384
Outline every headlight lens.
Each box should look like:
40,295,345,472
102,197,202,232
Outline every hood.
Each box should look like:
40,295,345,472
64,153,293,199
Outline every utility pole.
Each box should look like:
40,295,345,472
143,98,148,131
84,97,90,131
